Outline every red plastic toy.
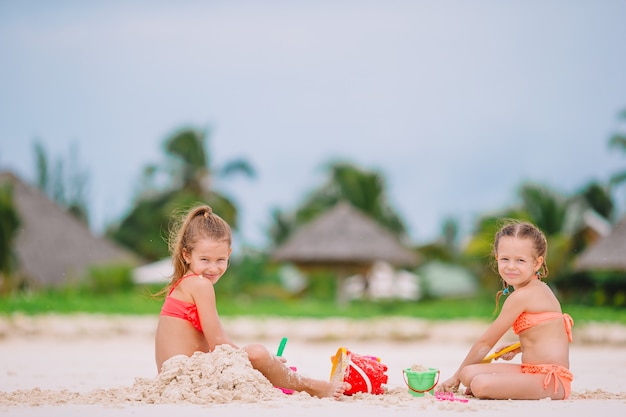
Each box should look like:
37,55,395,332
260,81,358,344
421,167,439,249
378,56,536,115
330,347,388,395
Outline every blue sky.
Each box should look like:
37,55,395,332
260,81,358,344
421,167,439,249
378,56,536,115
1,1,626,248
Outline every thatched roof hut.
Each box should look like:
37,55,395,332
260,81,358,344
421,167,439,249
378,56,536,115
1,171,141,289
575,214,626,271
272,202,418,303
273,201,417,266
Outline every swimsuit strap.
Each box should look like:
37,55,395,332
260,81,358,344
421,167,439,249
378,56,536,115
168,273,202,295
563,313,574,343
523,364,573,399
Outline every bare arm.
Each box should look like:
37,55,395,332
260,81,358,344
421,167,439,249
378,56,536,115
191,278,238,350
439,293,524,391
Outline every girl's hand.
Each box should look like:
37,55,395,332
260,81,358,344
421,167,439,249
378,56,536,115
436,376,460,393
493,343,520,361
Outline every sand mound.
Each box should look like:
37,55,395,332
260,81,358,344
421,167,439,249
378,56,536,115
0,345,287,406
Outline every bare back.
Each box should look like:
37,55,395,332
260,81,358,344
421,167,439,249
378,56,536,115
155,273,234,372
155,315,210,372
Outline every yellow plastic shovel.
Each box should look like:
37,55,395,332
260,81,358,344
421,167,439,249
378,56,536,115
481,342,521,363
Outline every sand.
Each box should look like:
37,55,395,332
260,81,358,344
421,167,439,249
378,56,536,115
1,313,625,417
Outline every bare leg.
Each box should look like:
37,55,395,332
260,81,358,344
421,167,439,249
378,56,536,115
245,344,350,399
460,364,566,400
459,363,521,396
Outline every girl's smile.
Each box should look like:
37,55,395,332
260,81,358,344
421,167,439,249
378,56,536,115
496,236,543,289
183,239,231,284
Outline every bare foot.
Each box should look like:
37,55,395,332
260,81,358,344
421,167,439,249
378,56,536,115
307,380,351,399
330,382,351,400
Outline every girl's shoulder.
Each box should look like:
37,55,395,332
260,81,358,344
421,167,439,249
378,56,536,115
511,280,560,310
183,275,216,294
170,274,215,299
504,283,539,307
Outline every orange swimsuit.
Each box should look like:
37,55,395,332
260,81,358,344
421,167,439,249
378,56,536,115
160,274,203,333
513,311,573,341
513,311,574,399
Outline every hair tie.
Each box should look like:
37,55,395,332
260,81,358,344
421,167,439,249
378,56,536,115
503,286,512,296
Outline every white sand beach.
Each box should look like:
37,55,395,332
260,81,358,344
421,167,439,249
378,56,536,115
1,314,625,417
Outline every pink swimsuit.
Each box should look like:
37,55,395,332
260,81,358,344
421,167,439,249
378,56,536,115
513,311,574,399
159,274,203,332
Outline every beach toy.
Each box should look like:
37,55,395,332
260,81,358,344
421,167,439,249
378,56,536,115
402,367,440,397
481,342,521,363
435,391,469,403
330,347,388,395
274,337,296,394
276,337,288,357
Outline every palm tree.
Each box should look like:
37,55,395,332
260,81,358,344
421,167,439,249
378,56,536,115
108,126,256,260
577,181,614,221
269,160,408,246
33,141,90,225
517,183,569,236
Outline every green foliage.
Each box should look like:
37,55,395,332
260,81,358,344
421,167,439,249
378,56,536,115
12,112,624,310
109,193,172,260
215,248,283,297
0,287,162,315
165,128,208,184
107,126,255,261
33,140,90,225
2,289,625,324
462,216,504,290
0,183,21,293
585,271,626,307
517,183,569,235
81,263,135,295
301,270,337,302
578,181,614,221
269,160,408,246
214,250,339,303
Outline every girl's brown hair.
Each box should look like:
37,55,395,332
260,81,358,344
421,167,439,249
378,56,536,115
492,219,548,312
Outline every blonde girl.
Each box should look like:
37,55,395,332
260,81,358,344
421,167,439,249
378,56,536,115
154,204,349,399
437,219,574,400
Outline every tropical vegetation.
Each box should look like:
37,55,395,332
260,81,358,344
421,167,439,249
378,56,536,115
269,160,408,246
2,284,625,324
1,109,626,312
106,127,256,261
0,183,20,294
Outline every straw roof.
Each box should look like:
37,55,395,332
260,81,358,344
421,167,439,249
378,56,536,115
1,171,141,288
575,214,626,271
272,202,418,267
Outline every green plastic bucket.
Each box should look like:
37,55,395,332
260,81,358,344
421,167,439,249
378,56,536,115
402,367,440,397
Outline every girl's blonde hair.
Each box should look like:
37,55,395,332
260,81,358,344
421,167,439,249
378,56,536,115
157,204,232,297
492,219,548,312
